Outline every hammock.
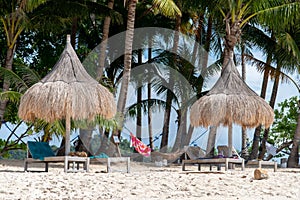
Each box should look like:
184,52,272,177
151,149,185,161
130,133,151,157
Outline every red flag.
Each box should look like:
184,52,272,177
130,133,151,157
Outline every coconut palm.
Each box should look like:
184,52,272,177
245,23,300,160
0,0,97,123
0,0,47,125
97,0,115,80
211,0,299,155
189,0,300,158
117,0,181,133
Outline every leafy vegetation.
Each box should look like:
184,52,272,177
0,0,299,164
268,96,299,157
0,139,26,159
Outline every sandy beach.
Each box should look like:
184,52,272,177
0,159,299,200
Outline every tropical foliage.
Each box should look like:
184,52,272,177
268,96,299,157
0,0,299,165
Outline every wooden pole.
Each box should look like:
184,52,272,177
65,112,71,156
228,123,233,157
206,126,217,157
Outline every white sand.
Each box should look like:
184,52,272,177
0,159,299,200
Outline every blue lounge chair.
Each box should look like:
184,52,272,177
24,141,90,172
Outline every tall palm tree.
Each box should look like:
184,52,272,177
0,0,47,125
249,24,300,160
97,0,115,81
117,0,181,135
116,0,138,132
240,43,248,158
203,0,300,159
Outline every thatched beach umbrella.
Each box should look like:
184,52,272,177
18,35,116,155
190,59,274,156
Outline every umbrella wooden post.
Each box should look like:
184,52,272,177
228,123,233,169
228,124,233,157
65,113,71,156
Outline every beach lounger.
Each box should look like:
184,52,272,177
182,157,245,171
24,141,90,173
183,146,206,160
218,145,277,172
90,153,130,173
182,145,245,171
246,160,277,172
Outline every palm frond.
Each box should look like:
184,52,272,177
24,0,47,12
32,119,65,139
277,31,300,61
125,98,168,119
0,91,22,103
245,54,300,92
243,1,300,29
0,67,29,93
74,115,118,131
152,0,182,19
14,64,41,87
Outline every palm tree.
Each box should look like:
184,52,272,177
116,0,138,132
247,23,300,160
0,0,47,125
240,43,248,158
116,0,181,135
97,0,115,81
201,0,300,160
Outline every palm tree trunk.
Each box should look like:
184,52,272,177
160,90,172,152
287,102,300,167
257,65,280,160
77,128,93,156
148,40,154,150
241,45,246,81
249,53,272,160
203,15,212,64
265,141,293,160
183,15,212,148
197,14,212,91
0,45,15,123
160,14,181,152
241,44,248,158
147,82,153,149
172,109,187,151
71,17,78,48
183,125,194,146
206,126,217,157
191,13,204,64
177,14,204,150
116,0,137,124
136,49,142,141
223,18,241,65
56,138,66,156
97,0,114,80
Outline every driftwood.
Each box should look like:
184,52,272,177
254,168,268,180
